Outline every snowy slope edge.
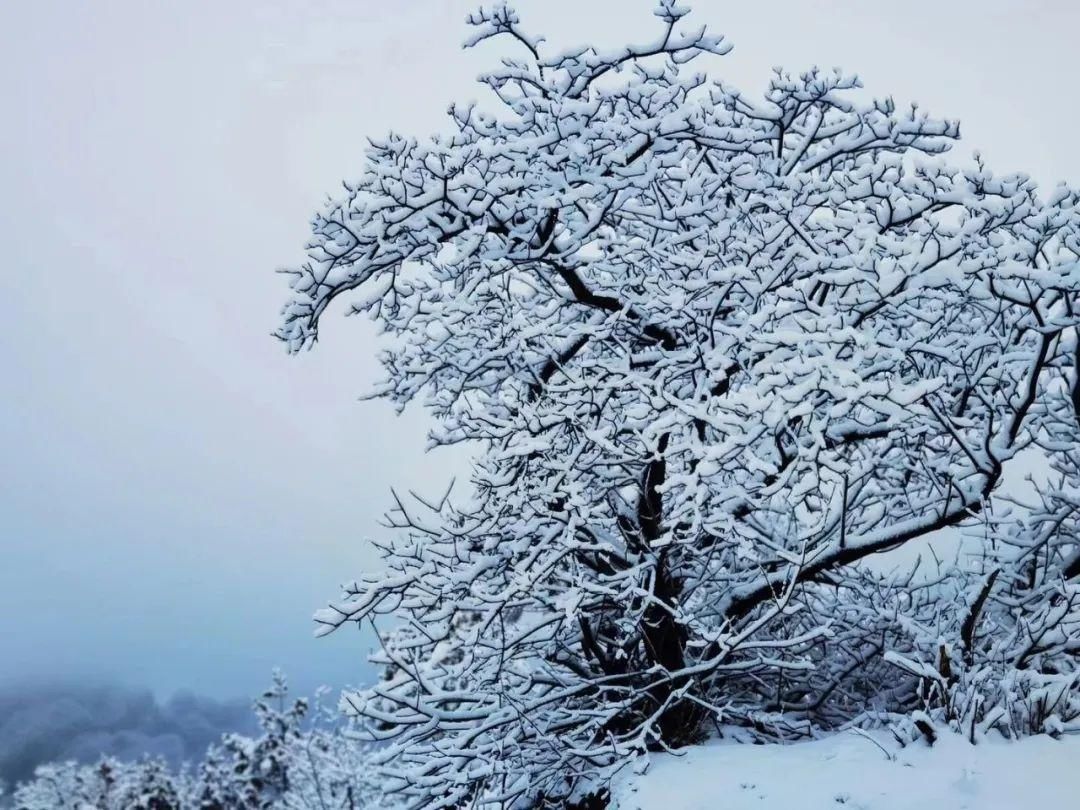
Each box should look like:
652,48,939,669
611,731,1080,810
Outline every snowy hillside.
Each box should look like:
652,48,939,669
613,732,1080,810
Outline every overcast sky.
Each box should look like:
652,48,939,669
2,0,1078,702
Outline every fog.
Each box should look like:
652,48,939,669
1,0,1078,758
0,682,256,788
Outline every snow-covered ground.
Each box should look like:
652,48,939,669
612,731,1080,810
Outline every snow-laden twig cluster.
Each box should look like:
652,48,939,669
278,3,1080,808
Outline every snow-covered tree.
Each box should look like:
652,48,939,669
278,2,1080,807
190,744,245,810
194,672,307,810
12,761,97,810
281,688,391,810
12,758,186,810
116,759,183,810
189,672,394,810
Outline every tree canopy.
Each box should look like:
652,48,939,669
279,4,1080,808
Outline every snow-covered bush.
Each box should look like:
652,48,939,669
883,380,1080,744
278,2,1080,807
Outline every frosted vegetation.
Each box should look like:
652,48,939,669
276,1,1080,807
16,1,1080,808
5,674,387,810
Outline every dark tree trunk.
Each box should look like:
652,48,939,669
636,434,705,746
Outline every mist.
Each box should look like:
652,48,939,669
2,0,1079,774
0,681,256,789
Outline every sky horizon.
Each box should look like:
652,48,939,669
3,0,1079,704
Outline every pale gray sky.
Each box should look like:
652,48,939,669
1,0,1078,700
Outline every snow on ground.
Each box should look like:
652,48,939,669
612,731,1080,810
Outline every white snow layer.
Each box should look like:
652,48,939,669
612,731,1080,810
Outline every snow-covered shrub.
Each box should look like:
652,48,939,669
885,403,1080,743
278,687,391,810
277,2,1080,807
861,369,1080,746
